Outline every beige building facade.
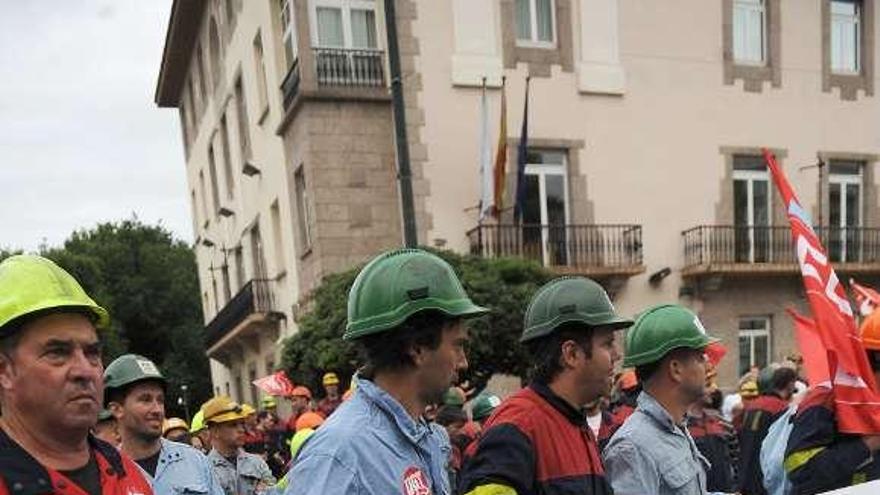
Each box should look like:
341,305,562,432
158,0,880,394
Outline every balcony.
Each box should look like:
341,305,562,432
281,48,387,112
205,279,285,361
682,225,880,277
467,224,645,278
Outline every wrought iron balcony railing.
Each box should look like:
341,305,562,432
314,47,385,88
204,279,279,348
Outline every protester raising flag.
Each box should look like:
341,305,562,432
513,77,531,222
479,78,493,220
764,148,880,433
492,77,508,218
850,278,880,317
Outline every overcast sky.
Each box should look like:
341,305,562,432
0,1,191,252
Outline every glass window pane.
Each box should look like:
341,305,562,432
846,183,860,227
733,155,765,171
739,335,751,376
754,335,769,368
351,9,377,48
316,7,344,47
536,0,554,42
545,174,566,225
528,149,565,165
734,180,749,226
752,180,769,226
516,0,532,40
522,174,542,224
830,161,862,175
830,182,842,226
733,1,764,63
521,175,543,262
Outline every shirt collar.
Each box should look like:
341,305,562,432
355,376,433,444
637,391,684,433
529,382,587,426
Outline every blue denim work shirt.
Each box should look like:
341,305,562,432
142,438,224,495
605,392,722,495
208,447,276,495
283,377,452,495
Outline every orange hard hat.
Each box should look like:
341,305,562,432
295,411,325,431
290,386,313,400
861,310,880,351
617,370,638,391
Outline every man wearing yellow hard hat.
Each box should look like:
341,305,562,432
0,255,152,494
316,372,342,418
202,395,275,495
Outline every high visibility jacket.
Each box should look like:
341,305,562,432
784,386,880,494
0,430,153,495
458,383,612,495
738,394,789,495
687,410,735,493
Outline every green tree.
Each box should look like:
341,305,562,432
281,249,552,395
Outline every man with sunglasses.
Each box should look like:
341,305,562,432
203,396,275,495
604,304,721,495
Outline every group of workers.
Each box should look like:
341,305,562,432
2,249,880,495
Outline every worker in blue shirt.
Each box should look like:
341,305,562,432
285,249,489,495
104,354,223,495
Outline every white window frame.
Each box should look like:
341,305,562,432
733,167,772,262
524,151,570,266
515,0,557,49
831,0,861,74
739,316,771,375
294,167,314,252
281,0,298,67
829,163,863,261
733,0,767,65
309,0,381,50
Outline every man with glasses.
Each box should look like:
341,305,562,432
203,395,275,495
604,304,721,495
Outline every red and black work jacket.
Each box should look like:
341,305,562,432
594,410,620,452
785,386,880,495
457,383,612,495
737,393,789,495
687,410,735,493
0,429,152,495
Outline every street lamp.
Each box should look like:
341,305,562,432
180,384,190,422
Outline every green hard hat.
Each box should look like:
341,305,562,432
0,255,109,334
442,387,466,407
190,409,206,434
757,365,777,394
623,304,720,368
103,354,166,399
344,249,489,340
521,277,633,343
471,394,501,421
97,409,115,423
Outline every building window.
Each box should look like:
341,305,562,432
211,276,220,315
209,18,223,89
831,0,861,73
294,166,313,253
733,0,766,64
248,362,258,405
221,262,232,303
281,0,298,69
733,156,771,263
196,43,208,105
220,114,235,200
265,356,275,375
235,78,252,163
738,316,771,376
233,373,244,403
224,0,237,37
521,150,569,266
251,223,268,279
185,79,197,131
199,170,210,227
271,200,286,275
179,107,190,158
515,0,555,46
190,190,200,234
234,246,246,289
208,145,221,217
828,160,864,262
253,32,270,120
311,0,378,49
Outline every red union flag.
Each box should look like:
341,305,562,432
764,149,880,433
252,370,296,397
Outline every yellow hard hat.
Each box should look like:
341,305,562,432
241,403,256,417
202,396,248,424
163,417,189,436
0,255,109,334
190,409,205,433
261,396,277,408
740,381,759,399
323,372,340,386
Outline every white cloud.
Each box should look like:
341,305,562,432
0,0,191,251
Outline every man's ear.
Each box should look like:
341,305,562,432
408,343,427,367
107,400,125,420
559,340,581,370
0,352,15,390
